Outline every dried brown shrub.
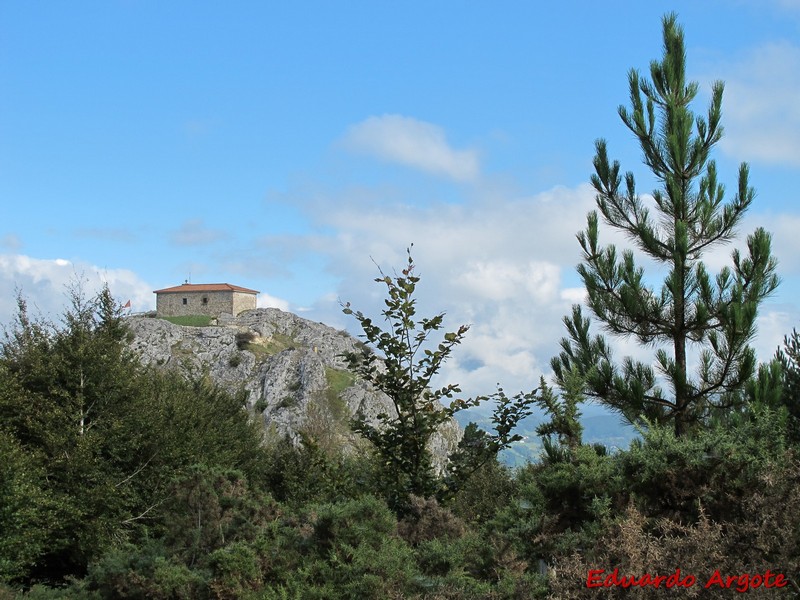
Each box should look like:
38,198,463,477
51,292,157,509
397,495,466,545
547,457,800,599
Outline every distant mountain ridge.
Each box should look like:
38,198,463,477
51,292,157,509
455,402,640,466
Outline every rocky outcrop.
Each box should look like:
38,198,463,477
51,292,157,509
126,309,462,470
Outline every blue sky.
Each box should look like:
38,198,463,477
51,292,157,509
3,1,800,398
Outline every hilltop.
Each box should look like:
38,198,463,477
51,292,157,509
127,308,461,467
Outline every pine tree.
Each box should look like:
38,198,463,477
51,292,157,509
776,329,800,444
553,14,779,437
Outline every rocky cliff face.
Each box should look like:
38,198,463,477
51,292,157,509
126,309,461,469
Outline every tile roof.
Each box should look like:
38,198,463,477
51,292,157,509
153,283,259,294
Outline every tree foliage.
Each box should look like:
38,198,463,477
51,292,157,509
0,283,267,587
553,13,779,436
534,369,584,459
341,249,473,506
775,329,800,444
342,248,534,509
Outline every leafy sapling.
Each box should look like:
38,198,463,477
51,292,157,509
342,248,536,507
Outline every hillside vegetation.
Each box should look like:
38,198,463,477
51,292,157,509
3,14,800,598
2,283,798,598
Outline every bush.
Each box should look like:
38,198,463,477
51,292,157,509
548,498,800,599
0,431,53,585
160,465,278,564
208,543,262,600
259,435,381,506
397,496,465,546
235,331,256,350
620,406,790,522
85,541,208,600
449,459,515,525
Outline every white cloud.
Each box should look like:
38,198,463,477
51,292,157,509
170,219,228,246
754,304,797,361
1,234,22,251
0,254,154,325
289,178,794,400
342,115,480,182
292,184,599,397
257,292,290,312
455,260,561,304
714,42,800,166
560,287,586,304
752,213,800,276
691,211,800,282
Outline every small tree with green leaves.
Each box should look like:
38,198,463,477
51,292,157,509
553,14,779,437
443,385,535,500
342,248,534,509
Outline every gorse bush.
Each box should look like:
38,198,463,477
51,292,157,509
620,405,790,522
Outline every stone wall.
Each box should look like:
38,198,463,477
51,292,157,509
231,291,257,316
156,290,256,317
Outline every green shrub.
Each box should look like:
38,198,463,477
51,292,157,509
397,496,465,546
620,406,789,522
260,436,381,506
160,465,278,563
208,542,262,599
449,459,515,524
85,542,208,600
0,431,53,585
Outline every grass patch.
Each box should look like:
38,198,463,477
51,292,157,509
170,341,197,359
161,315,214,327
241,333,297,360
276,395,298,409
326,367,355,396
324,367,356,420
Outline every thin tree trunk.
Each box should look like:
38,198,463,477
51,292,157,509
674,215,688,437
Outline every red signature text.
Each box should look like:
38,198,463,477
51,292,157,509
586,568,788,592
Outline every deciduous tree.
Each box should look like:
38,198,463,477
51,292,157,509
342,248,534,508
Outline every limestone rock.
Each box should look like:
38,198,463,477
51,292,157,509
127,308,462,471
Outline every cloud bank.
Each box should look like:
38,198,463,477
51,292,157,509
716,41,800,166
0,254,154,324
342,115,480,182
287,177,798,399
170,219,229,246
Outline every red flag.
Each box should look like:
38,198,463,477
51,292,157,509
122,300,131,309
